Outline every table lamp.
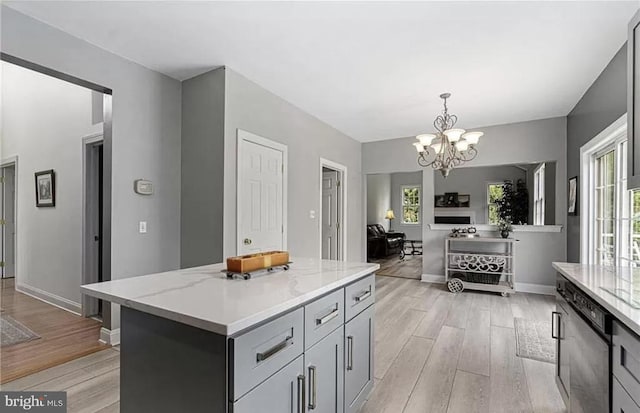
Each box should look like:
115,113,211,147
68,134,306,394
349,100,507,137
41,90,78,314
385,209,395,231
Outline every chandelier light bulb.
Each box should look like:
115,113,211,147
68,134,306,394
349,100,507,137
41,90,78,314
443,128,465,142
461,131,483,144
413,142,424,153
455,140,470,152
417,134,436,146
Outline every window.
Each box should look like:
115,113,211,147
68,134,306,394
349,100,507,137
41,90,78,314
402,185,420,224
533,163,546,225
487,183,503,225
584,125,640,267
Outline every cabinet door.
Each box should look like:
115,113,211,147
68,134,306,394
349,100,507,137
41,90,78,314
628,9,640,189
556,302,570,404
232,356,304,413
613,376,640,413
344,304,374,413
305,327,344,413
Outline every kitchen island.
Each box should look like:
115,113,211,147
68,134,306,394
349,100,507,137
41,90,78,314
82,258,379,413
553,262,640,412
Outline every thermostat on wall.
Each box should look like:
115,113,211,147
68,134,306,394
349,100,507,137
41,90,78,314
134,179,153,195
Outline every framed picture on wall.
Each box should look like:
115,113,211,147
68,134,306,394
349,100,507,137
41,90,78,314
568,176,578,216
35,169,56,207
458,194,471,208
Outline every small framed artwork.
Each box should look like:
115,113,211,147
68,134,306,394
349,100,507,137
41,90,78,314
568,176,578,216
434,195,446,208
458,194,471,208
444,192,459,207
35,169,56,207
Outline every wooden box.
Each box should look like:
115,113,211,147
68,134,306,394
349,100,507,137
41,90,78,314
226,251,289,274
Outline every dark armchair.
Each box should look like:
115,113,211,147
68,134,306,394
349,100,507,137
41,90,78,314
367,224,405,260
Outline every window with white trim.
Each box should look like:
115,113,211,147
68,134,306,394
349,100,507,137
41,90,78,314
402,185,420,224
533,163,546,225
584,125,640,267
487,183,503,225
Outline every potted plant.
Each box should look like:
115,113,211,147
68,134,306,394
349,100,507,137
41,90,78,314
497,218,513,239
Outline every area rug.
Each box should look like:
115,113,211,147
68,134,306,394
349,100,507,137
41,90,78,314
514,317,556,364
1,315,40,347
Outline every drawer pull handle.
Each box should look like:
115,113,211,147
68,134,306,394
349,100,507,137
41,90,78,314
316,308,339,326
551,311,561,339
297,374,306,413
256,336,293,362
355,289,371,303
347,336,354,371
308,366,317,410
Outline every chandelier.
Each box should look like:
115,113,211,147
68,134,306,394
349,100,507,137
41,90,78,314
413,93,483,177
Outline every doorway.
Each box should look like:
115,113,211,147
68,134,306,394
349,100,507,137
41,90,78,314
320,159,347,261
237,129,288,255
83,135,104,318
1,160,17,279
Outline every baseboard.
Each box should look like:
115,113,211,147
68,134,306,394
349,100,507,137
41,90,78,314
16,283,81,315
99,327,121,346
421,274,445,283
420,275,555,296
514,282,556,295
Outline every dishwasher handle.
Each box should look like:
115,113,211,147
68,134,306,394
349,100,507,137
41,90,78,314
552,311,561,339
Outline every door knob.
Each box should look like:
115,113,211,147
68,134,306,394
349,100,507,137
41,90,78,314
243,238,252,245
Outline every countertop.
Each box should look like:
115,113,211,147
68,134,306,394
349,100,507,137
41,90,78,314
81,258,379,336
553,262,640,336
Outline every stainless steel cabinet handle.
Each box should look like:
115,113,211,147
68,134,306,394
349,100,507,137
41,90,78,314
256,336,293,362
315,308,339,326
551,311,560,339
297,374,306,413
347,336,354,371
355,289,371,302
308,366,317,410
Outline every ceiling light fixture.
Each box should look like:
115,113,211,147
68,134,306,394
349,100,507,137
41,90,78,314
413,93,483,177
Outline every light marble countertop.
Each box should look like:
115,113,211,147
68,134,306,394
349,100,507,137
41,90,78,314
553,262,640,336
81,258,379,336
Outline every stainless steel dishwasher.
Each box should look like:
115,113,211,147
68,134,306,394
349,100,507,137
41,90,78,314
555,274,612,413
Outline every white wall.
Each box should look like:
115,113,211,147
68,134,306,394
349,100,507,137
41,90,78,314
223,69,363,261
1,62,101,309
389,171,423,240
363,117,567,290
2,7,183,329
366,174,391,230
434,165,526,224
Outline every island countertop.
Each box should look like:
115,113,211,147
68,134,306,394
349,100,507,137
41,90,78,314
81,258,379,336
553,262,640,336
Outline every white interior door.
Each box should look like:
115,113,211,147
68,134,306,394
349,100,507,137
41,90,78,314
2,165,16,278
322,170,339,260
239,138,285,255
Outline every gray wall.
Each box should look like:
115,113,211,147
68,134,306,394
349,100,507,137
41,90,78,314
434,165,526,225
366,174,391,230
363,117,567,289
566,44,627,262
181,68,225,267
223,69,364,261
1,61,102,308
389,171,423,240
2,7,183,329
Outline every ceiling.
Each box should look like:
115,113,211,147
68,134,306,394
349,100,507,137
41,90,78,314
6,1,639,142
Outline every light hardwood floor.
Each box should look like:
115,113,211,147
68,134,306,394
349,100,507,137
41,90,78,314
0,278,107,384
1,276,566,413
371,254,422,280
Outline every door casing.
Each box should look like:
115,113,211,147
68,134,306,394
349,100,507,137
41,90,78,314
0,157,18,280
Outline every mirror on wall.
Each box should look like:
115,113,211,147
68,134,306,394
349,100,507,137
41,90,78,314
366,171,423,280
433,161,556,225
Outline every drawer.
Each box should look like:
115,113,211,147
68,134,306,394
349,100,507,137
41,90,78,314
613,376,640,413
305,288,345,349
345,274,375,322
613,321,640,405
230,308,304,401
231,355,304,413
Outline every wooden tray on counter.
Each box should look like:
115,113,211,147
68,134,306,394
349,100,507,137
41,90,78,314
225,251,290,279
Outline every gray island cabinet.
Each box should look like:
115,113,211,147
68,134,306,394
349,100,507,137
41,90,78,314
81,259,379,413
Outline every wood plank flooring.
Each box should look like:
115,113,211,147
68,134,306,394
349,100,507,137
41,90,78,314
371,254,422,279
2,276,566,413
0,278,107,384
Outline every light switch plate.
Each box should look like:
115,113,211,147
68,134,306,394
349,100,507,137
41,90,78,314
139,221,147,233
309,210,316,219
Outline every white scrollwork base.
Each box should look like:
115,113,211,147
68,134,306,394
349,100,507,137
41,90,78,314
450,254,506,273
